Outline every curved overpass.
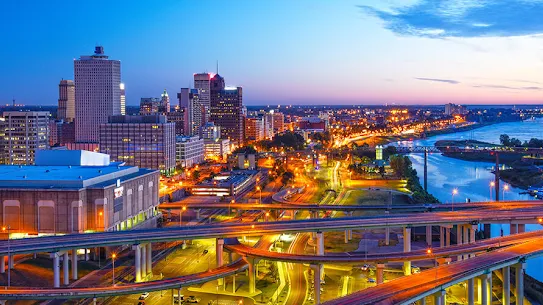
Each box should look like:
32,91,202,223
322,239,543,305
2,207,543,256
224,230,543,264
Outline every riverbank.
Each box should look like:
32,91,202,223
354,121,495,147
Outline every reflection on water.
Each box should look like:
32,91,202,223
395,119,543,281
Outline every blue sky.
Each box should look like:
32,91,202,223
1,0,543,106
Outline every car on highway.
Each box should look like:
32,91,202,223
139,292,150,300
137,302,145,305
360,264,370,271
411,266,421,274
189,296,202,303
367,278,376,283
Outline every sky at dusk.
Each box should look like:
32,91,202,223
1,0,543,106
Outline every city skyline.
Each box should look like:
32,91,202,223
2,0,543,106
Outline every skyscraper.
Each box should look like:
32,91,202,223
194,73,213,120
74,46,121,143
187,89,207,136
58,79,75,122
3,111,50,165
160,89,170,113
210,75,244,145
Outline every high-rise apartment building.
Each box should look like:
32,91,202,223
75,46,121,143
245,117,264,142
99,115,176,175
3,111,50,165
165,109,188,136
58,80,75,122
272,111,285,133
209,74,244,145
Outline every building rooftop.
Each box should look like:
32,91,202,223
0,150,157,189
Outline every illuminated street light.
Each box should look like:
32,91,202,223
256,186,262,204
111,253,117,286
503,184,509,200
179,206,187,227
451,188,458,211
489,181,496,201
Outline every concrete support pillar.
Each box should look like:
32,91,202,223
71,249,78,280
312,264,322,305
53,253,60,288
434,290,446,305
85,248,89,261
445,227,451,247
348,229,352,240
518,224,525,233
403,227,411,275
8,255,13,269
133,245,142,282
385,227,390,246
93,297,97,305
63,252,69,286
420,297,426,305
481,274,490,305
141,244,147,279
248,257,256,294
439,227,444,248
457,225,464,261
470,225,476,244
376,264,385,284
510,224,518,235
468,278,475,305
146,243,152,274
0,256,4,273
503,266,510,305
426,225,432,247
216,238,224,266
196,209,201,220
344,230,349,243
178,287,182,305
515,263,525,305
316,231,324,256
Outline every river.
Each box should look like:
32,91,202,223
395,119,543,281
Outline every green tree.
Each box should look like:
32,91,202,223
500,134,510,146
192,170,201,181
281,171,295,186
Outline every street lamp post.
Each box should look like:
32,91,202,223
111,253,116,286
2,225,10,288
230,199,235,215
489,181,495,201
256,186,262,204
427,248,437,281
179,206,187,227
451,188,458,211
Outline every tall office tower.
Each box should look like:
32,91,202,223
99,115,176,175
120,83,126,115
3,111,50,165
178,87,190,108
187,89,207,136
58,80,75,122
194,73,212,120
74,46,121,143
210,83,244,145
165,109,188,136
160,89,170,113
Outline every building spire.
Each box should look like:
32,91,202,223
216,60,219,74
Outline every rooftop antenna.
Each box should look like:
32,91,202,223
216,60,219,74
12,98,15,107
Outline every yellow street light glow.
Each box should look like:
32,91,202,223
112,253,117,259
490,181,495,187
452,188,458,195
251,225,255,229
504,185,509,191
426,248,432,254
182,206,187,211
